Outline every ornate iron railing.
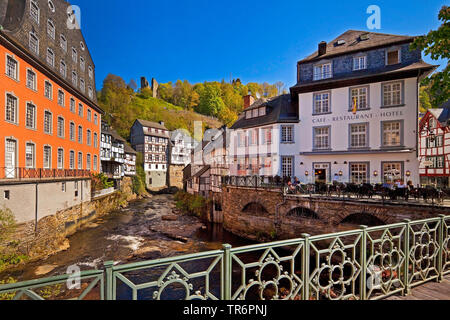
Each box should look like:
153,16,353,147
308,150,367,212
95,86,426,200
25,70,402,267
1,215,449,300
222,176,283,189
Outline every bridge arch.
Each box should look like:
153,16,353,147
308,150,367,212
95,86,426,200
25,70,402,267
242,202,269,216
286,206,320,220
340,212,386,226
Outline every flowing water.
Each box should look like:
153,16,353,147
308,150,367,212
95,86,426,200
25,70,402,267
0,194,252,285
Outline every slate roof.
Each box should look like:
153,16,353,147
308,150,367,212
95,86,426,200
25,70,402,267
291,61,437,90
230,94,299,130
110,129,126,142
430,100,450,127
124,144,137,154
136,119,168,130
192,165,211,178
299,30,415,63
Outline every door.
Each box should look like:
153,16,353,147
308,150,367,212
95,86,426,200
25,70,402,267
5,139,16,178
315,169,326,183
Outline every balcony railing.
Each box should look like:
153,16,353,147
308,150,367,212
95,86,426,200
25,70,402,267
0,168,93,181
0,215,449,300
222,175,284,188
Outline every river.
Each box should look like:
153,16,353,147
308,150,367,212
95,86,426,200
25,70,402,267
1,194,253,285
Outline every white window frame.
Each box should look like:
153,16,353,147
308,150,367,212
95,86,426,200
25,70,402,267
313,126,330,150
281,125,294,143
69,121,75,141
5,92,18,124
349,123,368,148
46,48,55,67
25,142,36,169
43,145,52,169
60,35,67,52
57,148,64,169
386,48,401,66
69,151,75,169
382,81,403,107
5,54,19,81
26,102,36,129
47,19,55,40
313,92,330,114
353,56,367,71
350,86,369,111
72,47,77,63
30,0,40,24
29,32,39,54
26,68,37,90
78,152,83,170
60,60,66,78
313,63,332,81
57,116,65,138
44,80,53,100
44,110,53,134
78,125,83,143
58,89,65,107
382,120,403,147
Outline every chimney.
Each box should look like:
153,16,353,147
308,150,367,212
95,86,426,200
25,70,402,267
243,95,255,109
318,41,327,56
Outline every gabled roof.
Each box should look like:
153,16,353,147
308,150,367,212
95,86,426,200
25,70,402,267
428,100,450,127
298,30,415,64
135,119,168,130
230,94,299,130
192,165,211,178
110,129,126,142
124,144,137,155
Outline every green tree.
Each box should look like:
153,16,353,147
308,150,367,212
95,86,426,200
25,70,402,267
420,85,433,112
411,6,450,107
197,82,226,117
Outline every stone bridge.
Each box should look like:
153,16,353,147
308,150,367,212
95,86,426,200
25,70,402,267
221,186,450,241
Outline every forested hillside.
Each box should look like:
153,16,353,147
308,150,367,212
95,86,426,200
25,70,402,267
97,74,223,139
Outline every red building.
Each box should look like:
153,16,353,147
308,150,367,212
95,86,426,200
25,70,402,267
418,101,450,188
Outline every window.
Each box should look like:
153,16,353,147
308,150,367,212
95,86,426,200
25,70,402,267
353,56,367,70
313,92,330,114
314,127,330,150
80,57,85,71
6,55,18,80
61,182,66,192
259,107,266,117
350,163,369,184
72,71,77,86
94,113,98,125
57,148,64,169
86,154,91,170
350,123,368,148
72,48,77,63
237,132,246,147
69,151,75,169
252,108,259,118
261,128,272,145
249,129,258,146
70,98,75,113
435,135,444,147
386,49,400,65
282,157,293,178
245,110,252,119
94,133,98,148
48,1,55,12
44,80,52,99
313,63,332,81
78,152,83,169
78,103,83,117
383,82,402,107
44,111,52,134
5,93,18,123
47,20,55,39
281,126,294,143
26,103,36,129
383,162,403,183
25,143,35,168
69,122,75,141
93,155,98,171
350,87,369,110
78,126,83,143
87,129,91,145
30,1,40,24
58,90,65,106
382,121,402,147
80,41,85,51
46,48,54,67
43,146,51,169
88,66,93,80
27,69,37,90
80,78,85,92
29,32,39,54
57,116,64,138
88,87,93,99
60,35,67,52
60,60,66,78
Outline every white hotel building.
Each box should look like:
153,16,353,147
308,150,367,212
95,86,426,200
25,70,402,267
290,30,436,185
228,30,436,186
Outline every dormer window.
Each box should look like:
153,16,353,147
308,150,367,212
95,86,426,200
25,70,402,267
47,20,55,39
386,48,400,65
313,63,332,81
60,60,66,78
48,1,55,12
353,56,366,71
72,71,78,86
245,110,252,119
252,109,258,118
80,57,85,71
29,32,39,54
88,66,93,80
259,107,266,117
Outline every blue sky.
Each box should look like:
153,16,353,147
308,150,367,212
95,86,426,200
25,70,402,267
73,0,447,91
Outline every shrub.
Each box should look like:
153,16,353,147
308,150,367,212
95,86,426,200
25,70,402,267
92,173,114,191
174,191,207,219
0,207,27,273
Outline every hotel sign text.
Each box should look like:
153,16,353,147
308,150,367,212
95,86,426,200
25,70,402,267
312,110,404,124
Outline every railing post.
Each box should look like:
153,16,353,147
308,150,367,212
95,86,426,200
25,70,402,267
222,244,232,300
403,219,411,296
301,233,310,300
438,214,445,282
104,261,114,300
359,225,368,300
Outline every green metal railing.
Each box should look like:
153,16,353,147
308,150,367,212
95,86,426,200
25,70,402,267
1,215,449,300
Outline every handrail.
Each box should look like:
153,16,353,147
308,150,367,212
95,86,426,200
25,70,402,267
1,214,449,300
